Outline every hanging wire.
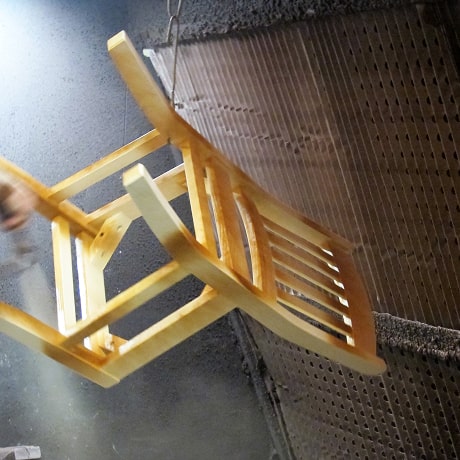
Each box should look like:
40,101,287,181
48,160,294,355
166,0,183,108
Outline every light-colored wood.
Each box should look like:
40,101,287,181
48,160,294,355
51,216,76,332
103,288,234,379
263,215,336,266
61,260,189,347
76,232,111,352
271,246,345,298
182,142,217,254
49,129,166,200
107,31,194,148
0,30,385,387
206,156,250,279
274,267,349,317
0,156,99,237
85,163,187,227
276,288,352,337
123,163,385,374
328,241,378,353
89,212,131,270
235,190,277,301
0,302,118,387
267,230,339,280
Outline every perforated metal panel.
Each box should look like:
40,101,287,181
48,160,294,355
150,3,459,458
153,4,459,330
246,317,459,459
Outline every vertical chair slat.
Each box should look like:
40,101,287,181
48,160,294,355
76,233,111,352
182,142,217,255
235,191,277,301
51,216,77,333
206,157,250,279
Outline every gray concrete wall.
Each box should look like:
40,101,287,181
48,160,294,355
0,1,273,458
126,0,437,46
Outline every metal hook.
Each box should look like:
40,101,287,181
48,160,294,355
167,0,183,19
165,0,184,108
166,0,183,43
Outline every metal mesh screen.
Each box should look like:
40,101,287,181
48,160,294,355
153,4,459,329
150,3,460,458
247,317,459,459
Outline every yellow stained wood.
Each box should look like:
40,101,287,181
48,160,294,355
0,156,98,237
329,241,378,354
182,142,217,254
103,288,234,379
153,163,188,200
0,302,118,387
271,246,345,298
123,164,194,256
85,164,187,228
235,190,277,301
0,30,385,387
274,267,349,317
89,212,131,270
220,155,353,250
263,216,336,265
76,232,110,352
108,31,192,148
49,129,166,200
123,163,386,375
276,288,352,337
268,230,339,280
62,260,189,347
51,216,76,333
207,156,250,279
239,287,385,375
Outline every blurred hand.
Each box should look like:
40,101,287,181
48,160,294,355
0,180,37,231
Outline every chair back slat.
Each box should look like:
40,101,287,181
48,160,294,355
182,142,217,255
271,246,344,298
275,267,349,317
235,191,277,301
263,216,336,265
276,288,352,337
206,157,250,279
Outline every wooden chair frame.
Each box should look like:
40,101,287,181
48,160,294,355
0,31,385,387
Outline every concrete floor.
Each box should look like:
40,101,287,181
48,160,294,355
0,319,273,459
0,1,274,458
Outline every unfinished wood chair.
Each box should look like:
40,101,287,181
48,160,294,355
0,31,386,387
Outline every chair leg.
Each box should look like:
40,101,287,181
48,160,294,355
103,288,235,379
0,302,119,387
